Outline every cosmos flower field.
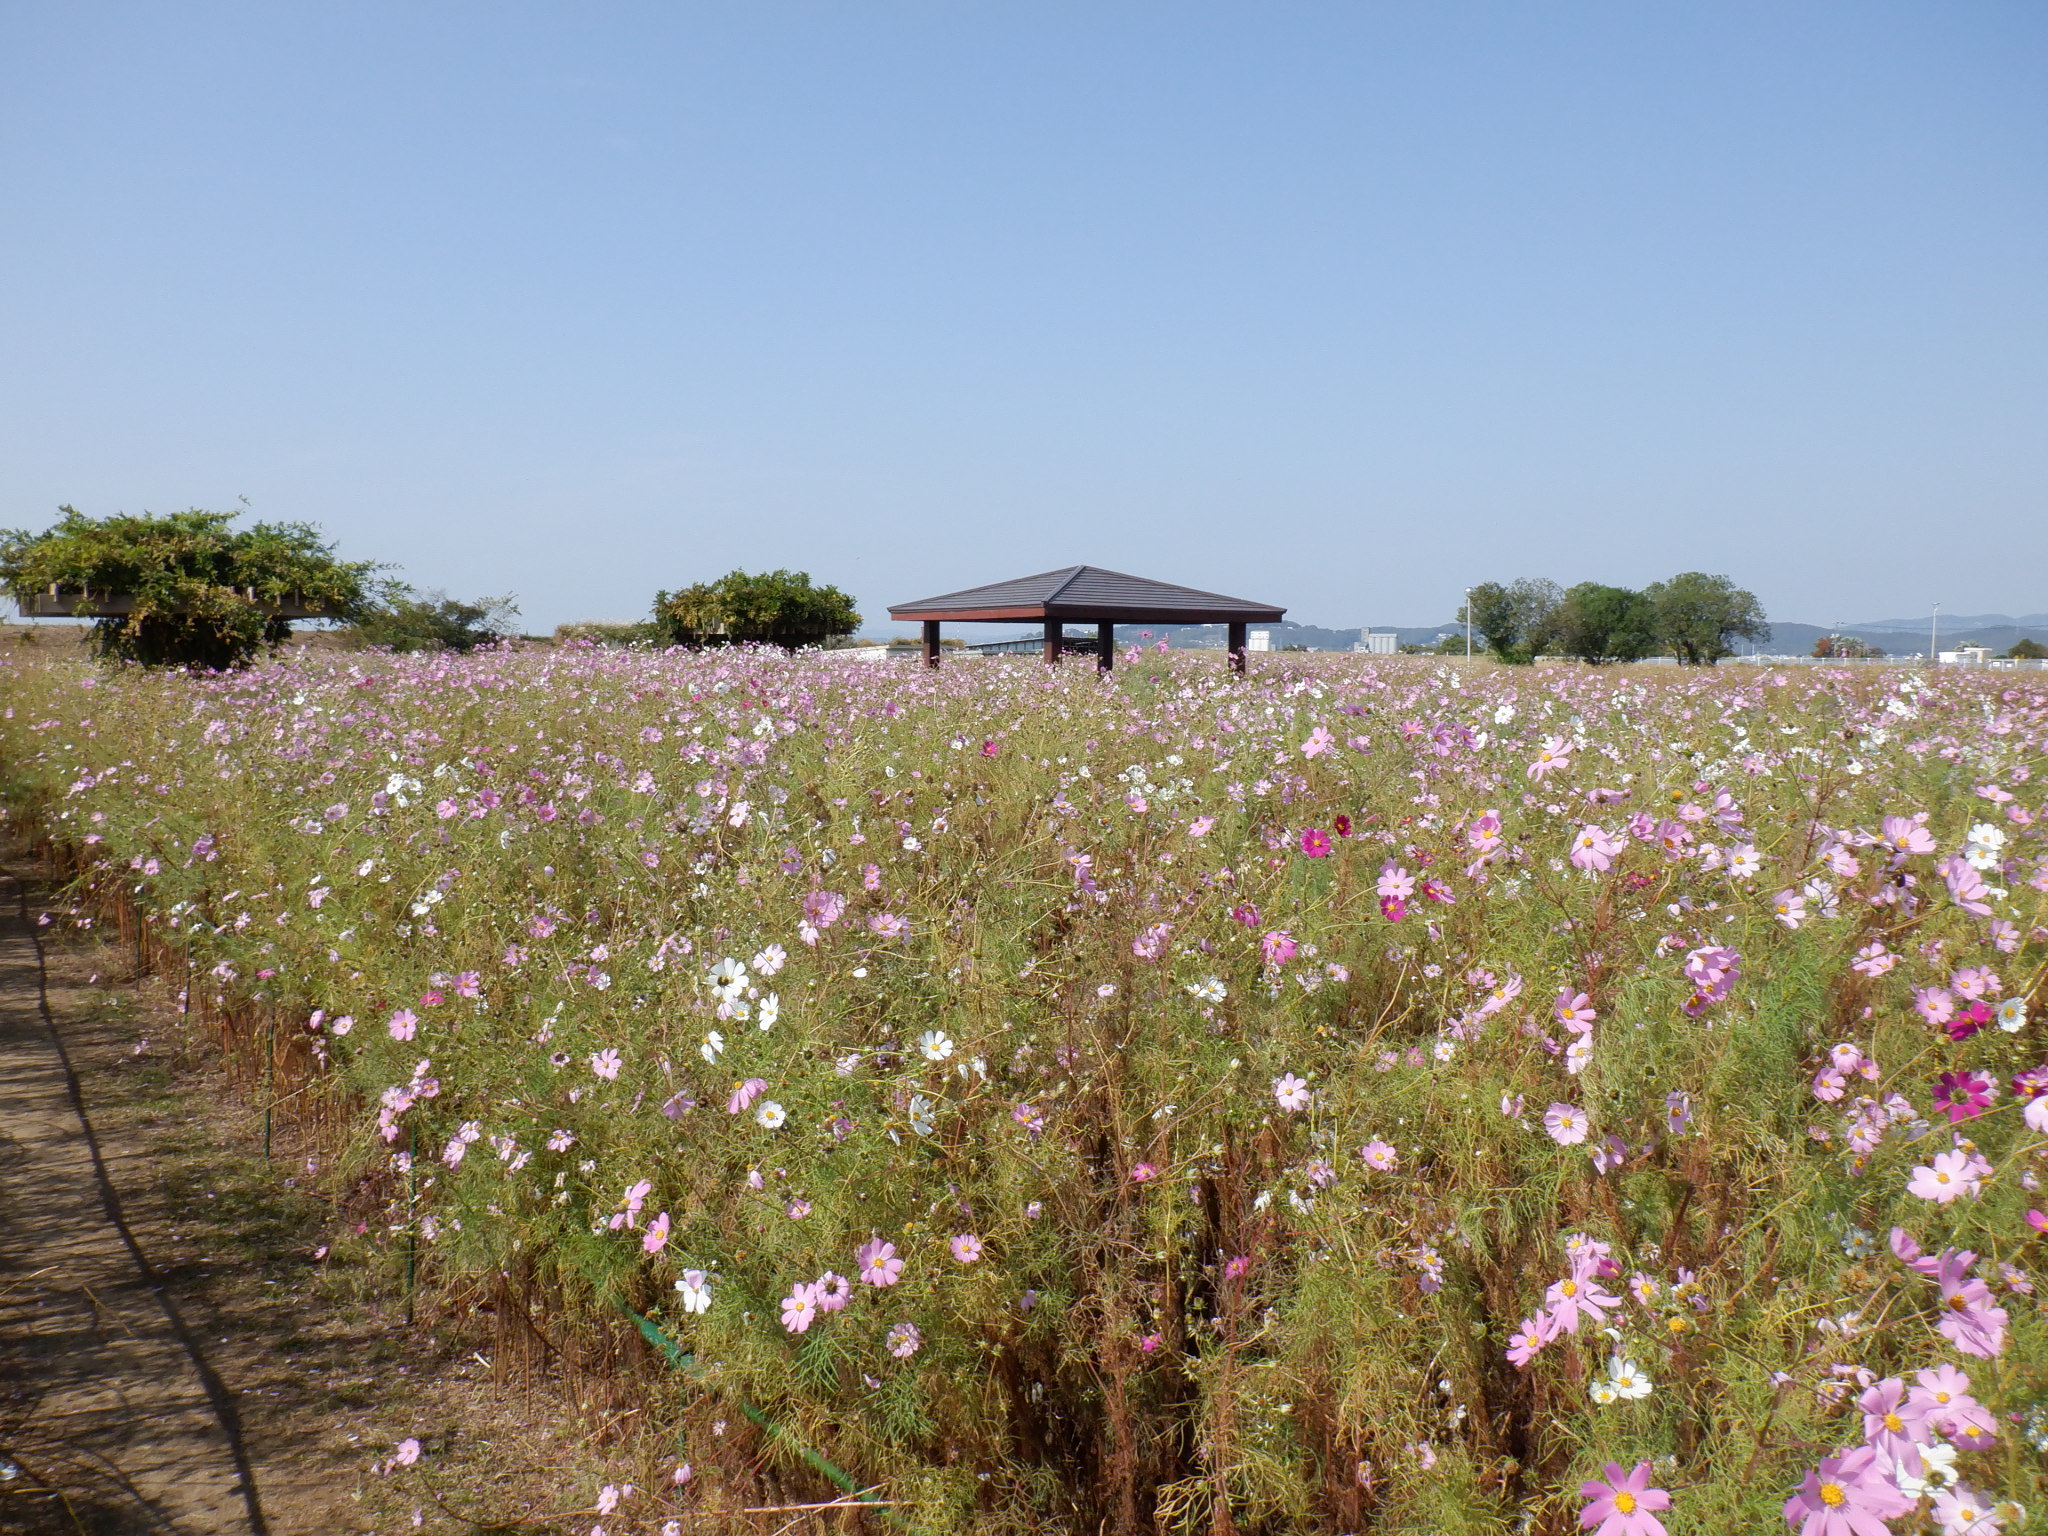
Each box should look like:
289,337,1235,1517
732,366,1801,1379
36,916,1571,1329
2,643,2046,1535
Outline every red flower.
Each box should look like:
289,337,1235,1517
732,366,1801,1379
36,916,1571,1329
1332,814,1352,838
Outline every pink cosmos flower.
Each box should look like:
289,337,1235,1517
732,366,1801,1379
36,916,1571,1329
727,1078,768,1114
642,1212,671,1253
1771,890,1807,929
815,1272,851,1311
949,1233,983,1263
1375,864,1416,902
1857,1378,1928,1464
1555,991,1597,1030
1466,810,1504,853
1188,816,1216,837
1129,1162,1159,1182
1131,922,1172,960
1880,815,1937,858
780,1282,819,1333
1223,1254,1251,1281
1260,930,1297,966
1505,1313,1551,1368
868,912,908,939
1544,1103,1591,1145
1930,1487,2002,1535
1850,943,1895,978
394,1437,421,1466
1360,1139,1397,1172
1527,735,1574,782
1301,726,1334,758
1908,1149,1981,1204
1543,1273,1620,1334
1299,827,1332,858
1909,1364,1979,1430
1915,987,1957,1027
857,1239,905,1287
1578,1460,1670,1536
1940,855,1994,917
1783,1446,1913,1534
590,1048,623,1080
1273,1073,1311,1113
388,1009,419,1041
802,890,846,929
1681,946,1740,1012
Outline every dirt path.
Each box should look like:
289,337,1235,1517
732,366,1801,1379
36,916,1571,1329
0,843,648,1536
0,862,267,1534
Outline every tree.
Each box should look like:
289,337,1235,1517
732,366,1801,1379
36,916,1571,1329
1547,583,1657,665
0,506,379,670
1814,634,1885,661
652,569,859,650
1642,572,1769,665
1460,579,1561,664
2008,638,2047,660
354,589,519,653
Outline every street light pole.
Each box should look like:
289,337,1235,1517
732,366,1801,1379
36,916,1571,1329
1931,602,1940,662
1464,588,1473,660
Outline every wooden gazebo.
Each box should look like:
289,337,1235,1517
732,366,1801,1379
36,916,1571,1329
888,565,1286,672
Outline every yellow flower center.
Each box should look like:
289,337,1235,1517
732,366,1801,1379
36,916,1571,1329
1936,1391,1952,1404
1884,1411,1904,1433
1561,1280,1578,1297
1948,1295,1968,1311
1820,1482,1846,1508
1614,1492,1637,1514
1936,1171,1952,1184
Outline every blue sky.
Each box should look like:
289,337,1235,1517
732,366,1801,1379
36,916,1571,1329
3,3,2043,636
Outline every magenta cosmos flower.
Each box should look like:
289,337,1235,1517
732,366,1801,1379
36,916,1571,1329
856,1239,905,1287
1578,1460,1669,1536
1260,930,1297,966
1931,1071,1994,1123
1299,827,1332,858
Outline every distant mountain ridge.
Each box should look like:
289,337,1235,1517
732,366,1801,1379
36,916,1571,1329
1852,613,2048,632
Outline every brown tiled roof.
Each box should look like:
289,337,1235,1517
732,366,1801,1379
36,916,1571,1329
889,566,1284,624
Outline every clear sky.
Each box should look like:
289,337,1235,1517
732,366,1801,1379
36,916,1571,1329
3,3,2043,637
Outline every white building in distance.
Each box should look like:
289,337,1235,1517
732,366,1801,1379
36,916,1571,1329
1352,630,1397,654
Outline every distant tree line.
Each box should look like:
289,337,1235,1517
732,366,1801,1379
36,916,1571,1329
1,507,864,668
1459,572,1768,665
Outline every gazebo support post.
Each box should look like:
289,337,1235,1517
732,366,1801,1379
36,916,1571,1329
1042,628,1062,666
1227,621,1247,675
922,620,941,668
1096,621,1113,671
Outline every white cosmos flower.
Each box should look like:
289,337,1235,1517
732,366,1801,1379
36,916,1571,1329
920,1031,955,1062
1726,846,1761,880
707,958,747,1000
755,1101,786,1130
757,994,780,1031
674,1270,712,1314
1605,1358,1652,1400
700,1031,725,1064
